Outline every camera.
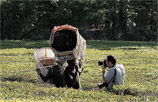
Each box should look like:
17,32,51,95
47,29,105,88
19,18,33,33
98,59,106,67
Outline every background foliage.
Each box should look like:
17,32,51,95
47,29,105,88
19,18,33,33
0,40,158,101
1,0,157,41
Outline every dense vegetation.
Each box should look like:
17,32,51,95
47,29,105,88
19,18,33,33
1,0,157,41
0,40,158,101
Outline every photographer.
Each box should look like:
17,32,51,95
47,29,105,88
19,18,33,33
98,55,125,91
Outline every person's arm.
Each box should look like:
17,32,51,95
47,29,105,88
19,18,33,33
102,71,108,83
102,65,108,83
36,68,52,82
104,68,115,83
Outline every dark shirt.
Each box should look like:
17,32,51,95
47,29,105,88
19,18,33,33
39,68,53,82
39,65,66,87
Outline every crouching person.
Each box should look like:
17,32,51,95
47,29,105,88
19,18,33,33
36,64,66,88
34,48,66,87
98,55,125,91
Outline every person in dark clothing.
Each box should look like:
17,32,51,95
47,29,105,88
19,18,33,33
64,59,81,89
36,59,81,89
36,65,66,87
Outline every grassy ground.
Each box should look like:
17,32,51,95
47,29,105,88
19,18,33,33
0,40,158,102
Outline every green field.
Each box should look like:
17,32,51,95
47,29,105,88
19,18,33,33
0,40,158,102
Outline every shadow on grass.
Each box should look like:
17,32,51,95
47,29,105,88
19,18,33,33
82,85,158,96
82,86,141,96
112,88,158,96
81,85,141,96
1,75,36,83
111,88,140,96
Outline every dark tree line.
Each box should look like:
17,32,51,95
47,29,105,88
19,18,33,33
1,0,157,41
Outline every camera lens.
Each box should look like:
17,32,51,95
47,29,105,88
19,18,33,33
103,60,106,67
98,61,103,65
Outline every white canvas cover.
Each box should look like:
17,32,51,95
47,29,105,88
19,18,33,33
34,47,55,84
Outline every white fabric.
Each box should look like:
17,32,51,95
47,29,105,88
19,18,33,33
35,47,55,62
34,47,55,84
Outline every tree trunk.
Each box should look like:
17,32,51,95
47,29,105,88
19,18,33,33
119,0,127,40
112,0,117,40
151,0,154,30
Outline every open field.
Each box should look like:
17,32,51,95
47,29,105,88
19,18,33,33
0,40,158,102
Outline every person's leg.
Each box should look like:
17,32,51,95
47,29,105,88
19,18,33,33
64,67,74,88
64,65,81,89
64,59,81,89
53,65,66,87
73,72,81,89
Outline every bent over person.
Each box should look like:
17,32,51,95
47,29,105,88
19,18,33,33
34,47,66,88
36,59,81,89
98,55,125,91
36,64,66,88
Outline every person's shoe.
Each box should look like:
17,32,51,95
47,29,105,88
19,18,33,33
105,87,113,93
105,88,110,93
